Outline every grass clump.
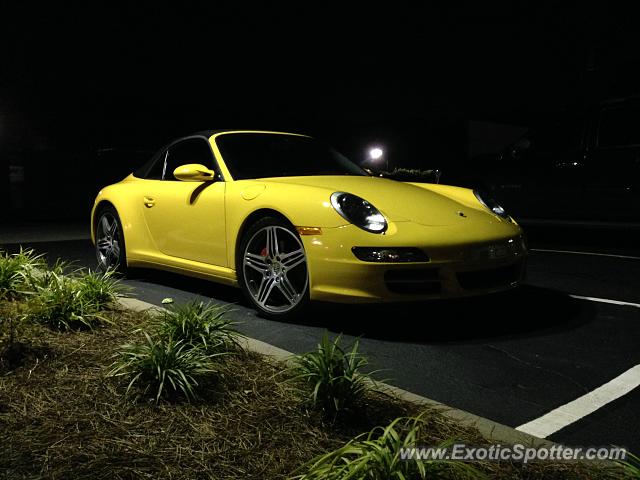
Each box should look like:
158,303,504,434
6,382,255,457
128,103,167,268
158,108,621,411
26,272,109,330
26,269,125,331
73,268,127,310
109,302,238,403
0,248,45,300
618,452,640,478
153,300,242,353
0,247,125,331
294,413,483,480
108,331,222,403
290,333,374,417
22,257,69,291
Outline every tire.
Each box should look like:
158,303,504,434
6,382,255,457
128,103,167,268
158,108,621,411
237,216,309,319
95,205,128,274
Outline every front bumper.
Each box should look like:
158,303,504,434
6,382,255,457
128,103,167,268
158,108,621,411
302,220,527,303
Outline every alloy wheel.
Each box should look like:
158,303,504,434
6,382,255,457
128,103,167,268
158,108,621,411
96,213,122,270
242,225,308,314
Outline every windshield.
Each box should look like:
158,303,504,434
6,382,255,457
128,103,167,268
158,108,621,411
215,133,367,180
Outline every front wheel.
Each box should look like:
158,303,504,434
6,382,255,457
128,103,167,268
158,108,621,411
95,206,127,273
237,217,309,319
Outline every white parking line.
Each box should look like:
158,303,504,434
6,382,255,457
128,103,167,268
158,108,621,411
569,295,640,308
530,248,640,260
516,364,640,438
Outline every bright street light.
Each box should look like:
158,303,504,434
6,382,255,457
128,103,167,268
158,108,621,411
369,147,384,160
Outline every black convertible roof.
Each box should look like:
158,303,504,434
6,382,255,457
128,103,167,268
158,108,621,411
191,129,232,138
190,129,303,139
132,131,251,179
133,130,308,179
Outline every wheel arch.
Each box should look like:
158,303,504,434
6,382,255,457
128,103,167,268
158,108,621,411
233,208,310,318
232,208,295,270
91,200,118,245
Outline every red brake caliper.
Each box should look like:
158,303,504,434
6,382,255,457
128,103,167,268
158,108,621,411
260,246,268,257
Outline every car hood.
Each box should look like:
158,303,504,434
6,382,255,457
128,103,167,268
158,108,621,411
260,176,490,226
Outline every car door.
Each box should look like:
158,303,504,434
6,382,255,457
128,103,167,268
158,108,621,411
141,137,227,266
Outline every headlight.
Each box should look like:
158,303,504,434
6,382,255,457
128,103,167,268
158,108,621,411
330,192,387,233
474,190,509,219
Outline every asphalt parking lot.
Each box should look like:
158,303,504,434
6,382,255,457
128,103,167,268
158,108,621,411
2,224,639,453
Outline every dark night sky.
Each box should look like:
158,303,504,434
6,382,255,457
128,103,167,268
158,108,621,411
2,2,640,213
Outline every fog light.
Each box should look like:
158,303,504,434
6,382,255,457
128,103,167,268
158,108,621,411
351,247,430,262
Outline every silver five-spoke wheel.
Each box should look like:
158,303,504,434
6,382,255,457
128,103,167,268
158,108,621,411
242,223,308,315
96,211,123,271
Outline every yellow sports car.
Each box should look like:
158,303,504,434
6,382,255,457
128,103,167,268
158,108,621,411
91,130,526,318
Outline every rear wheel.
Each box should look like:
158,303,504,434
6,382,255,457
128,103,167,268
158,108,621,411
95,206,127,273
238,217,309,319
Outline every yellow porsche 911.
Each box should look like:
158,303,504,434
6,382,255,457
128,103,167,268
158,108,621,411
91,130,526,318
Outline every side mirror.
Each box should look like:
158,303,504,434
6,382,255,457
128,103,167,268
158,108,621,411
173,164,216,182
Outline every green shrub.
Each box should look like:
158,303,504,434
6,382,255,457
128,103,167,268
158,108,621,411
25,266,125,330
617,452,640,479
74,269,128,311
0,249,45,300
154,301,242,353
290,333,373,415
109,331,222,403
24,258,71,291
25,271,112,330
293,414,483,480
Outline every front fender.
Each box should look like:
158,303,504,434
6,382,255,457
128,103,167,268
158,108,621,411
224,180,351,269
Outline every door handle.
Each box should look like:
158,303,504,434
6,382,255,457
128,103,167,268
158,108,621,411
143,196,155,208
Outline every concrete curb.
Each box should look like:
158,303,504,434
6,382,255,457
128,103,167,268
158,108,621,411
118,296,553,448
